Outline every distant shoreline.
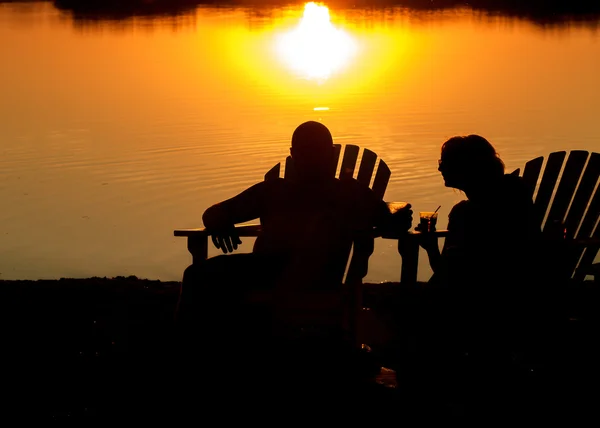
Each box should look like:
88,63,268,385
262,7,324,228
47,0,600,24
0,275,182,287
0,275,405,288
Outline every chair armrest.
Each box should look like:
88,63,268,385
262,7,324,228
173,224,262,264
377,229,449,239
174,223,262,238
173,228,209,238
410,229,450,237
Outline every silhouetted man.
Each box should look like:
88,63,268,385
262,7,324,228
175,121,412,374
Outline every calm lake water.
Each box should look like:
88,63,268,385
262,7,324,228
1,1,599,283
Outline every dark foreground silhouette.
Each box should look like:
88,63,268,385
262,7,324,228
1,276,599,422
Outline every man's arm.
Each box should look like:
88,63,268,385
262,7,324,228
202,181,266,253
202,181,265,229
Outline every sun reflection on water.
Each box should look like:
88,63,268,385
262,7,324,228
275,2,357,81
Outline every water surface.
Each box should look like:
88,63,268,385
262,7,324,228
1,1,599,282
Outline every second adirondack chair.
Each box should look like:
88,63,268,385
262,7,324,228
520,150,600,283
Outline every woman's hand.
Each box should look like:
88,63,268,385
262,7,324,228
414,225,439,253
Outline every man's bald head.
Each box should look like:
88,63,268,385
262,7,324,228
290,121,335,182
291,121,333,150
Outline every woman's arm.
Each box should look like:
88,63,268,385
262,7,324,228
422,202,465,276
425,239,443,274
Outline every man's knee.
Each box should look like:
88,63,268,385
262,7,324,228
182,264,202,285
182,255,232,286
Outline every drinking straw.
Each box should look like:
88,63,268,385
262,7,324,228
434,205,441,214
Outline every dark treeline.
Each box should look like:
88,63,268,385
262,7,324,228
46,0,600,22
52,0,201,20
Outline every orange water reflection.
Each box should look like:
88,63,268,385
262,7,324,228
1,3,600,282
218,3,417,113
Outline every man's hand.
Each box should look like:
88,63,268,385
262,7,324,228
210,226,242,254
393,204,413,232
386,202,413,233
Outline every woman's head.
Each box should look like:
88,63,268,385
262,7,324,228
438,134,505,190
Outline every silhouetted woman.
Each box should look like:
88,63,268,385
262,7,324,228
421,135,539,292
408,135,547,410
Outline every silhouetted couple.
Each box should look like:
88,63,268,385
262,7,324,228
175,123,548,414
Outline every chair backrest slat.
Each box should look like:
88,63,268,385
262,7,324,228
264,163,280,181
339,145,360,180
574,169,600,241
330,143,342,177
356,148,378,187
534,151,566,230
372,160,391,200
522,156,543,200
546,151,588,230
571,184,600,281
565,152,600,240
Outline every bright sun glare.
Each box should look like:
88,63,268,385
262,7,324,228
276,2,357,81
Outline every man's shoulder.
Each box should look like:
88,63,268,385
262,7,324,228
258,177,287,191
235,178,286,202
263,177,286,186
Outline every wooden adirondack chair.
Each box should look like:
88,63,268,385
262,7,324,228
520,150,600,283
174,143,396,282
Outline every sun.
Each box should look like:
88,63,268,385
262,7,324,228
275,2,357,81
